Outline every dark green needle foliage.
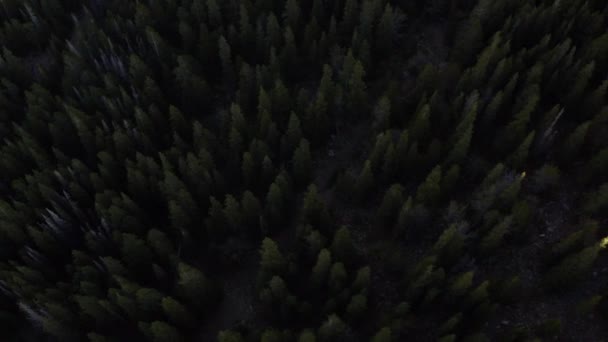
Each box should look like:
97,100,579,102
1,0,608,341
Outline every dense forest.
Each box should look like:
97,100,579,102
1,0,607,341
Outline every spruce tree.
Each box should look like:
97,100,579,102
355,160,375,202
293,139,312,187
260,238,286,278
416,166,442,206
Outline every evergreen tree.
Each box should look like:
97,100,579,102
507,131,536,169
318,314,347,341
331,226,356,264
282,111,303,156
260,238,286,278
311,249,332,288
241,191,262,233
371,327,392,342
355,160,375,202
283,0,301,31
480,216,511,254
352,266,371,293
347,60,368,118
136,288,163,318
543,243,602,290
162,297,195,327
416,166,442,205
302,184,332,232
218,35,235,87
148,321,182,342
409,104,431,142
561,121,590,162
218,330,245,342
376,4,395,56
175,262,212,310
378,184,404,226
293,139,312,187
345,293,367,321
298,330,317,342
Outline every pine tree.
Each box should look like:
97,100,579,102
416,166,442,205
345,293,367,321
162,297,195,327
272,79,290,117
241,191,262,233
371,327,392,342
355,160,374,202
340,0,359,36
218,330,245,342
331,226,356,264
499,87,539,151
207,0,222,28
136,288,163,318
352,266,371,293
409,104,431,142
283,0,301,31
120,233,153,269
543,243,602,290
242,152,255,187
328,262,348,293
266,13,282,50
282,111,302,156
507,131,536,169
260,238,286,278
298,330,317,342
378,184,404,226
433,224,465,264
239,4,254,52
452,18,483,66
218,36,235,87
302,184,332,232
375,4,394,56
175,262,212,310
479,216,511,254
148,321,182,342
311,249,332,288
583,183,608,215
347,60,368,118
447,96,478,164
293,139,312,187
560,121,590,162
318,314,347,341
373,96,391,133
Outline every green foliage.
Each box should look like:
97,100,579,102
162,297,195,328
479,216,511,254
175,262,213,310
293,139,312,186
311,249,332,288
318,314,347,341
328,262,348,293
148,321,182,342
371,327,392,342
433,224,465,264
260,238,286,278
3,1,608,340
331,226,356,264
346,293,367,321
377,184,404,226
450,272,474,298
298,330,317,342
543,244,602,290
302,184,332,232
583,183,608,215
352,266,371,294
218,330,245,342
416,166,442,205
